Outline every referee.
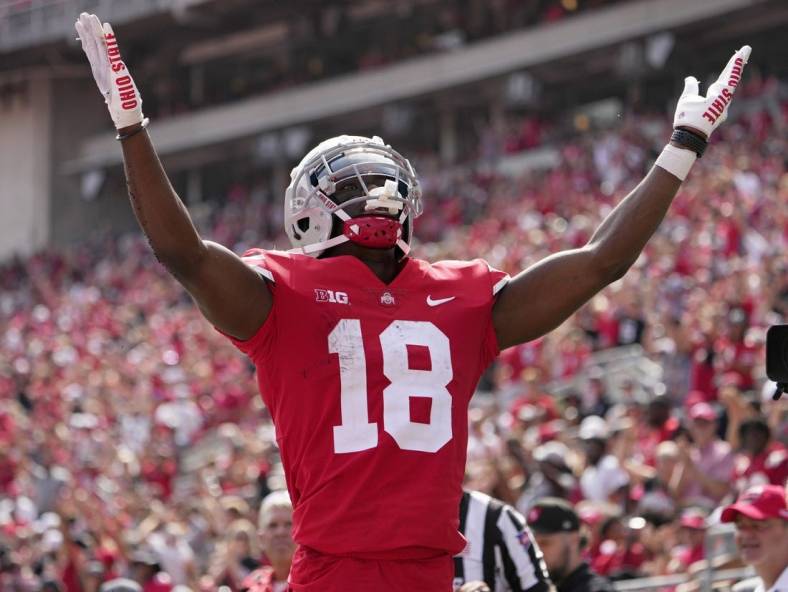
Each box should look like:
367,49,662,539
454,490,551,592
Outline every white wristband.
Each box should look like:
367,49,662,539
655,144,697,181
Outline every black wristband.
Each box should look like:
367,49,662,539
116,118,150,141
671,128,708,158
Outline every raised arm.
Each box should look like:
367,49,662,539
493,46,751,350
75,13,270,340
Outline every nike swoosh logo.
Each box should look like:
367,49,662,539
426,295,456,307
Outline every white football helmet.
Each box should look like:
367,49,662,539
284,135,423,258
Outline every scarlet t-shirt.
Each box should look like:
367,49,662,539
221,251,508,559
716,338,759,391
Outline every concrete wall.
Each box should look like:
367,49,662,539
47,77,139,249
0,72,139,262
0,75,51,261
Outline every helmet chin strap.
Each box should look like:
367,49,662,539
290,227,410,255
289,234,349,255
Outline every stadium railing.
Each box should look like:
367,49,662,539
545,344,665,404
611,523,754,591
612,567,755,592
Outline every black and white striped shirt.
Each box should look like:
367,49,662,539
454,490,551,592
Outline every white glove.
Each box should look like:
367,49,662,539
75,12,145,130
673,45,751,138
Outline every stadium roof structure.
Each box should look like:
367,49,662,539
0,0,228,52
61,0,767,173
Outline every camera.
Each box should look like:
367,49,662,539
766,325,788,400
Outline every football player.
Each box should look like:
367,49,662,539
75,12,750,591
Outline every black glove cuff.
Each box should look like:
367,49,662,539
116,117,150,141
671,128,708,158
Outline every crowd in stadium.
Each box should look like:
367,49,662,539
0,67,786,590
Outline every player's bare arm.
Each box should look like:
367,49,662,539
493,45,751,350
75,13,271,340
493,163,681,349
118,128,271,339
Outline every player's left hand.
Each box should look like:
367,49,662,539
673,45,751,139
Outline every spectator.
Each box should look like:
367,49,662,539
721,485,788,592
517,442,580,514
577,417,629,503
588,514,647,580
128,550,173,592
222,519,260,582
240,490,295,592
671,402,735,508
667,509,707,572
734,417,788,491
637,396,679,467
582,370,612,419
528,498,615,592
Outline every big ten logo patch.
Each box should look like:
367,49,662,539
315,289,349,304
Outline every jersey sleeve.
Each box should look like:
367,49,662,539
478,259,510,368
240,248,277,283
214,248,291,362
487,261,510,298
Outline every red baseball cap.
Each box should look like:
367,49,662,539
720,485,788,523
689,402,716,422
679,510,707,530
578,506,604,527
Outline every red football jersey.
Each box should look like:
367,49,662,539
221,250,508,559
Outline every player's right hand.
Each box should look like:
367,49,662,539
673,45,751,139
75,12,145,130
